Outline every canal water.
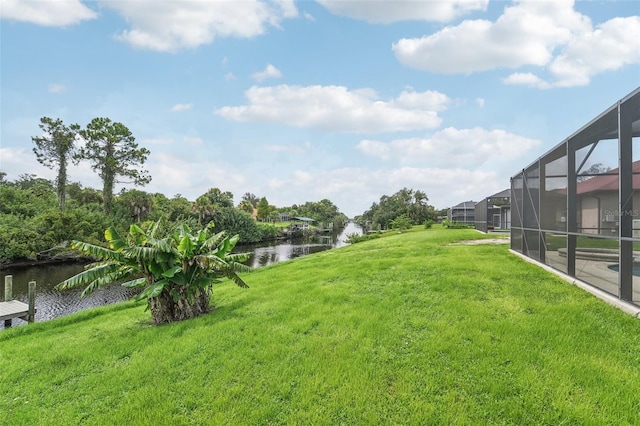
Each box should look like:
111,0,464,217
0,222,362,328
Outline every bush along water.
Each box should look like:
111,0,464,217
56,221,251,324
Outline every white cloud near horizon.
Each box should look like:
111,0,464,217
317,0,488,23
0,0,97,26
357,127,541,168
103,0,298,51
266,166,502,215
215,85,450,133
252,64,283,82
392,0,639,88
0,145,507,215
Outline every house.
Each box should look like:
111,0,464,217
474,189,511,232
448,201,476,225
575,161,640,236
290,217,315,231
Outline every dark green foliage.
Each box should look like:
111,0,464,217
390,214,412,232
168,195,195,222
199,188,234,209
114,189,154,222
257,223,279,240
0,176,122,263
359,188,435,230
0,215,43,260
66,182,103,206
274,199,348,227
211,208,264,243
0,183,56,217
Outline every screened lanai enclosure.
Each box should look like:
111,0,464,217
475,189,510,233
511,88,640,306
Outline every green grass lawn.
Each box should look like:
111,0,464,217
2,228,640,424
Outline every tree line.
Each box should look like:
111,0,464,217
0,117,348,264
0,172,347,264
3,116,441,263
355,188,444,231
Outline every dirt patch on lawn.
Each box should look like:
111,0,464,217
449,238,509,245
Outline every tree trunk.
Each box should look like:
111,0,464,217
149,285,211,324
57,154,67,212
102,170,114,215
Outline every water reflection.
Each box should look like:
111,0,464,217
1,263,139,329
244,241,334,268
0,222,362,328
240,221,362,268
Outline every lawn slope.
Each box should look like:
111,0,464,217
1,228,639,425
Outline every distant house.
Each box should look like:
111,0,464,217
279,213,291,222
448,201,476,225
290,217,315,231
475,189,511,232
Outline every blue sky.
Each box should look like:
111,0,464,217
1,0,639,217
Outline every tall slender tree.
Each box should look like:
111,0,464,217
256,197,270,221
78,117,151,214
31,117,80,211
242,192,259,208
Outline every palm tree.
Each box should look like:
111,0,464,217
56,221,251,324
193,195,215,225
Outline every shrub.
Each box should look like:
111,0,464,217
390,214,412,232
345,233,382,244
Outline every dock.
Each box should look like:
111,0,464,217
1,275,36,327
0,300,31,322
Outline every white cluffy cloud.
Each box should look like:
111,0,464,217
252,64,283,82
215,85,450,133
504,16,640,88
393,0,590,73
393,0,640,88
317,0,488,23
0,0,97,26
103,0,298,51
357,127,541,168
170,103,193,112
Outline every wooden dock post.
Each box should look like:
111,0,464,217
28,281,36,323
4,275,12,328
4,275,12,301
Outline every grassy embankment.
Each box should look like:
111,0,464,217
2,228,640,424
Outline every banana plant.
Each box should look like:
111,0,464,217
57,221,250,323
